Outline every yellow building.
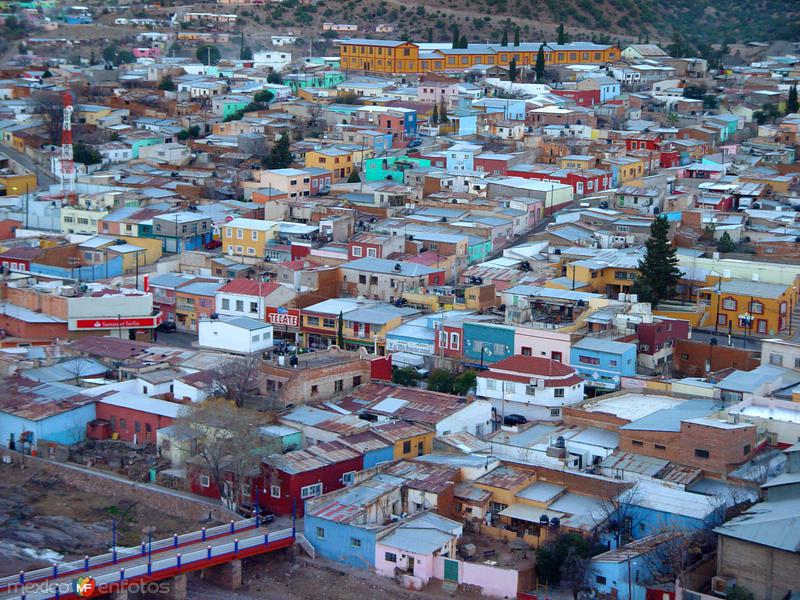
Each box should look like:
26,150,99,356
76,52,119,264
698,279,793,337
558,155,596,170
77,104,114,126
0,152,35,197
340,39,618,75
559,250,641,296
373,421,435,460
304,147,355,181
60,192,122,235
603,156,646,184
221,217,279,258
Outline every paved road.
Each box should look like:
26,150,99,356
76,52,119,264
691,328,763,350
0,143,57,189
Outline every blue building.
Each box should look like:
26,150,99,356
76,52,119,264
570,337,637,391
462,322,515,367
591,533,675,600
0,377,96,450
304,478,402,568
152,213,213,254
29,255,124,282
341,431,394,469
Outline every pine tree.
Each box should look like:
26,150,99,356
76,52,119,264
632,216,683,307
431,102,439,125
427,27,433,43
452,25,460,49
337,311,345,347
535,44,545,81
459,35,468,49
513,27,520,47
509,58,517,83
263,134,293,169
557,23,566,45
716,231,736,253
438,98,449,124
347,170,361,183
788,85,799,114
501,30,508,47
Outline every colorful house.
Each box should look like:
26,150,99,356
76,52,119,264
570,337,637,391
697,279,792,336
462,321,515,367
221,218,280,259
304,147,355,181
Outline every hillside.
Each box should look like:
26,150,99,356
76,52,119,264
235,0,799,51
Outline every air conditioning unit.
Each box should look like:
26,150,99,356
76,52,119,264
712,576,736,596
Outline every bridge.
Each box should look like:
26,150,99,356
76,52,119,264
0,517,294,600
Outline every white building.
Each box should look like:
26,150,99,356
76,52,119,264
253,50,292,72
271,35,298,47
476,355,585,421
98,141,133,164
138,142,190,165
215,278,296,321
198,316,274,354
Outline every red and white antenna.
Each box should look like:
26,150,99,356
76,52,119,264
60,91,75,199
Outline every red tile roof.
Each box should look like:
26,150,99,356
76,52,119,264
489,355,576,378
217,279,281,297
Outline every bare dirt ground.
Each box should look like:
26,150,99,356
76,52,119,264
0,463,199,576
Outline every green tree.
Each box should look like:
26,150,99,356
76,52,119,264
438,98,449,124
188,125,201,138
176,130,190,141
427,27,433,43
788,85,799,114
632,216,683,307
557,23,566,45
262,134,293,169
254,89,274,103
535,44,545,81
426,369,454,394
241,46,253,61
267,71,283,84
451,25,460,49
196,45,221,66
459,35,468,49
116,50,134,65
453,370,476,396
509,58,517,83
513,27,520,46
392,367,420,386
726,587,754,600
347,170,361,183
716,231,736,253
158,76,175,91
535,533,600,585
73,142,101,166
337,311,344,347
500,29,508,47
430,102,439,126
102,46,117,65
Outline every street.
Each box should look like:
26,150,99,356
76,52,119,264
691,328,763,350
0,143,57,188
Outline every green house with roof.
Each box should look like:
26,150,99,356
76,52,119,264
364,156,431,182
284,71,346,92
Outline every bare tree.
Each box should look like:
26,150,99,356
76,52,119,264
640,528,716,588
593,482,645,548
173,399,270,508
212,356,264,408
33,90,65,146
560,546,593,600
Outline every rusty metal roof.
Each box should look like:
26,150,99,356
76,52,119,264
475,466,534,491
0,376,94,421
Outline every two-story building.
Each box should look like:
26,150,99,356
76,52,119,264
570,337,637,391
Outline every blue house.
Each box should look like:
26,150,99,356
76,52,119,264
29,255,124,282
570,337,637,391
591,533,676,600
0,377,96,450
304,478,402,568
341,431,394,469
462,322,515,367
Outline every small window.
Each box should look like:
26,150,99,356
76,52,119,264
200,475,210,487
632,440,644,447
695,448,710,459
743,444,751,455
120,419,126,429
403,441,411,453
769,353,783,366
316,527,325,539
654,444,666,451
311,385,319,396
270,485,280,498
353,375,362,387
550,408,561,418
350,537,361,548
352,246,363,257
554,388,565,398
596,575,607,585
385,552,397,563
334,379,343,392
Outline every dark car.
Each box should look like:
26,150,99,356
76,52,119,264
204,239,222,250
236,503,275,522
157,321,177,333
503,414,528,427
407,139,422,148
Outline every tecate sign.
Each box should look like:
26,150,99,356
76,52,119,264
266,307,300,327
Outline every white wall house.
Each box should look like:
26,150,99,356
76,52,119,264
198,316,274,354
253,50,292,72
435,399,493,437
476,355,585,421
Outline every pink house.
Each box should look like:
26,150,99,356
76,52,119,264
514,326,572,364
133,47,160,59
375,513,462,587
417,77,460,108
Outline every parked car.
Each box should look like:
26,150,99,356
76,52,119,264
236,503,275,522
204,239,222,250
407,138,422,148
156,320,177,333
503,414,527,426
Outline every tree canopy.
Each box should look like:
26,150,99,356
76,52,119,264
196,45,221,66
632,216,683,307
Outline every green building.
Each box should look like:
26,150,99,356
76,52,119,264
364,156,431,182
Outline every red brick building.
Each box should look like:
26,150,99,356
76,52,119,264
93,395,180,444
